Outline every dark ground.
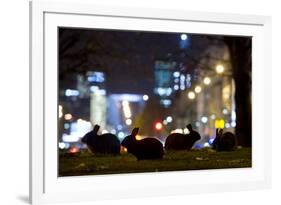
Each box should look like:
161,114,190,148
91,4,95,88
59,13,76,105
59,147,251,176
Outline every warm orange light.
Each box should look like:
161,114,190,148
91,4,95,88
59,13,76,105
69,147,79,153
155,122,163,131
135,135,142,140
120,146,128,153
64,113,72,120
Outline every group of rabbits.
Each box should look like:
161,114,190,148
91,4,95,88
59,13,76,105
81,124,237,160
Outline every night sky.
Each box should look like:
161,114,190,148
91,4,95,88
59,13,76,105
59,28,219,95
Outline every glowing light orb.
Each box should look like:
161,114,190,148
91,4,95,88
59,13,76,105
166,116,173,123
183,128,190,134
125,119,132,126
225,123,230,128
188,91,196,99
223,108,228,115
181,34,188,41
58,142,66,149
203,77,211,85
118,132,125,139
142,94,149,101
155,122,163,131
64,113,72,120
216,64,225,74
194,86,202,93
201,116,208,123
135,135,142,140
69,147,79,153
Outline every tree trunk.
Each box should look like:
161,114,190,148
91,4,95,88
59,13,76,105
225,37,252,147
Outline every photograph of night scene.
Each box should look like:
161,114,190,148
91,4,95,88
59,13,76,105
58,27,252,176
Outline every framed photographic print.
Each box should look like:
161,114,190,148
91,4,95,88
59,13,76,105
30,0,271,204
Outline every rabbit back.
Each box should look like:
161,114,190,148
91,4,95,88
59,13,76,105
95,133,120,154
165,133,195,150
84,132,120,154
219,132,237,151
132,138,164,160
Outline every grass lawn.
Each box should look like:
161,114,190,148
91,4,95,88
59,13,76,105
59,147,251,176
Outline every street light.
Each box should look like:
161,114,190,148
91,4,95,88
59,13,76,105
166,116,173,123
201,116,208,123
64,113,72,120
125,118,132,125
188,91,196,100
180,34,188,41
203,77,211,85
194,85,202,93
216,64,225,74
142,94,149,101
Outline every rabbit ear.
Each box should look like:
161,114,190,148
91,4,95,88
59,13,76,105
219,129,223,136
131,128,139,136
93,124,100,134
216,128,223,137
186,124,193,131
216,128,219,136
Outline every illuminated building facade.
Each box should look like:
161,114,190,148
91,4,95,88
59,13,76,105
107,94,145,140
58,71,107,148
154,60,192,107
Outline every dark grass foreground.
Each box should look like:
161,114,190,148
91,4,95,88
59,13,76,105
59,148,251,176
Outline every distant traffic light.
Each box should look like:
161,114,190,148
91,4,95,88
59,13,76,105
155,122,163,131
215,119,225,129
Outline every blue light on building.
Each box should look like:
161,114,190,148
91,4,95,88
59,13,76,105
65,89,80,97
87,71,105,83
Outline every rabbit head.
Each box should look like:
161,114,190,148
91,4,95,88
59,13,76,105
186,124,201,141
212,128,223,147
81,124,100,143
121,127,139,149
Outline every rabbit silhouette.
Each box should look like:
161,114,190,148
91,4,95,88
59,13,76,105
81,124,120,154
121,128,164,160
212,128,237,151
165,124,201,150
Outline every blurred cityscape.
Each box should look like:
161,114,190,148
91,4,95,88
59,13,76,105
58,29,251,153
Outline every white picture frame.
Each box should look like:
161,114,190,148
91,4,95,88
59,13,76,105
30,1,272,204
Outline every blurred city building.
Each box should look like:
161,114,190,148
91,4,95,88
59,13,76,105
154,60,191,108
58,71,148,150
